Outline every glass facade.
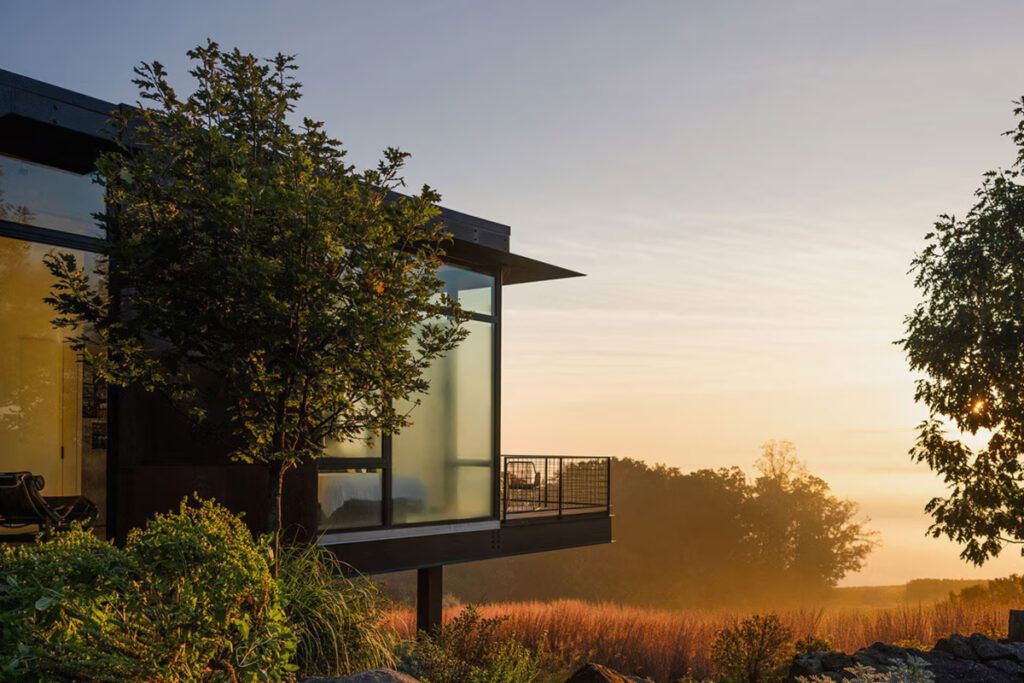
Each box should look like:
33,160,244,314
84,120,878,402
317,264,497,531
392,319,493,524
0,154,105,238
438,264,494,315
0,236,107,533
318,470,383,529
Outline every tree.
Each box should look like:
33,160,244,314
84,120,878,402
901,98,1024,564
44,42,468,555
745,441,877,596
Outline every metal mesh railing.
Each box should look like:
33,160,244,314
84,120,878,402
501,455,610,519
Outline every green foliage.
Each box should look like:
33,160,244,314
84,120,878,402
791,635,832,655
900,98,1024,564
402,606,541,683
43,41,467,536
710,614,792,683
0,498,296,682
276,542,395,676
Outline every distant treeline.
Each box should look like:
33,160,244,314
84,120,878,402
947,575,1024,605
385,441,878,609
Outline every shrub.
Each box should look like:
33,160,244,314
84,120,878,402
797,656,934,683
0,498,296,682
792,635,832,655
711,614,792,683
276,542,396,676
402,606,541,683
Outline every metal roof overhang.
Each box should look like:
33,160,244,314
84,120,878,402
446,238,583,285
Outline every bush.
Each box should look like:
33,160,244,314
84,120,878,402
711,614,792,683
401,606,541,683
792,635,832,655
276,543,396,676
0,498,296,682
797,657,934,683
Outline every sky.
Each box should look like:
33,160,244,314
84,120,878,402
4,1,1024,585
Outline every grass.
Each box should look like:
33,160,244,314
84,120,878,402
276,543,397,677
388,599,1016,682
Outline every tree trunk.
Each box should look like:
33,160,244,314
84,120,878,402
267,460,288,577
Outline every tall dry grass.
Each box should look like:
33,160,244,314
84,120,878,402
388,599,1015,682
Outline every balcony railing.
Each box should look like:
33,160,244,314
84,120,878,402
501,455,610,520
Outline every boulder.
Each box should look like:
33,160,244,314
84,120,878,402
933,633,975,660
564,662,651,683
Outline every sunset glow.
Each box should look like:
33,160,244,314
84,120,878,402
5,0,1024,587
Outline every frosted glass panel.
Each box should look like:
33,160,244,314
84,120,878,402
318,470,382,530
392,319,493,523
324,431,381,459
438,265,494,315
0,155,104,238
0,237,107,532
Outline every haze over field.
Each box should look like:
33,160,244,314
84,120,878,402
5,1,1024,584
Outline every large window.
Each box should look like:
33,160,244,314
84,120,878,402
0,154,104,238
317,264,497,531
0,236,107,533
391,319,493,524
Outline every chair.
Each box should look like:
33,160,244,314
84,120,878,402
0,472,99,533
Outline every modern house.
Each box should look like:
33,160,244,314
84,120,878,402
0,68,612,630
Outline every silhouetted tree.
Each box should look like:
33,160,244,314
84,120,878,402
900,98,1024,564
745,441,877,598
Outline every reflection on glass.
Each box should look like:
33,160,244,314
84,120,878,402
438,265,494,315
318,470,382,530
0,236,107,534
324,429,381,459
392,319,493,524
0,155,104,238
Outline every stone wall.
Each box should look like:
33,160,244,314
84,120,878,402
789,633,1024,682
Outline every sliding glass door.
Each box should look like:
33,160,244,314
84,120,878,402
0,150,107,533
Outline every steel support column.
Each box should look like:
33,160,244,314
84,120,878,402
416,565,443,633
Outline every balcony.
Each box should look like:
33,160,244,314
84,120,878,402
500,455,611,521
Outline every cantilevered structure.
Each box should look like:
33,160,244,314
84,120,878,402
0,68,612,630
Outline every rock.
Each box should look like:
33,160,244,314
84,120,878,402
301,669,420,683
789,653,825,678
934,633,976,660
819,651,856,671
564,662,651,683
854,641,917,669
969,632,1017,660
787,633,1024,683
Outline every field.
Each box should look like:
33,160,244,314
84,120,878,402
388,599,1014,681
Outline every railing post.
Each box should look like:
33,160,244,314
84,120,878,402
605,457,611,511
543,458,549,509
557,457,563,519
502,457,508,521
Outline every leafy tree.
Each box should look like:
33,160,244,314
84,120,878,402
900,98,1024,564
43,42,467,554
746,441,877,596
